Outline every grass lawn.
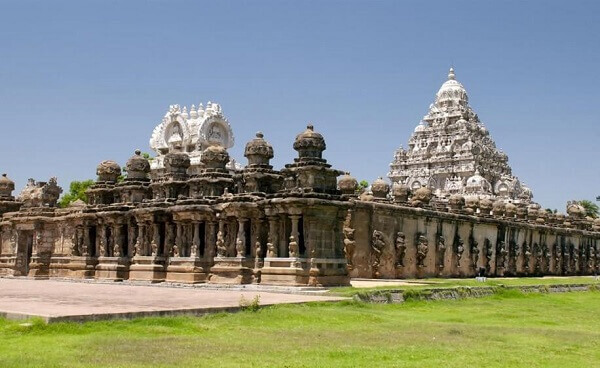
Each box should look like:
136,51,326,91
1,290,600,367
332,276,600,296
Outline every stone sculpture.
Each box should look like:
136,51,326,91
395,232,406,268
436,235,446,269
416,234,428,268
469,236,479,271
371,230,385,278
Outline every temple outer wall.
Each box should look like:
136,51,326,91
348,201,600,279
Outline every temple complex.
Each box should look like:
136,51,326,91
0,69,599,285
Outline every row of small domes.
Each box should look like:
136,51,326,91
97,124,328,182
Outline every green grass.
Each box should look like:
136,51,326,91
1,290,600,367
332,276,600,296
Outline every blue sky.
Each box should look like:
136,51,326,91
0,0,598,211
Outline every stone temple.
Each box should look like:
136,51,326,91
0,69,598,286
389,68,532,204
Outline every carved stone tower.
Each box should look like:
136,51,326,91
388,68,533,203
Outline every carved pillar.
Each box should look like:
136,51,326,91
83,225,91,257
206,221,216,259
236,218,247,257
191,222,200,258
289,215,300,258
216,218,227,257
98,226,107,257
174,223,183,257
253,219,263,268
113,225,122,257
127,223,136,258
164,222,174,257
151,223,160,256
266,216,279,258
135,224,145,256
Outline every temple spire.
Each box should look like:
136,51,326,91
448,67,455,80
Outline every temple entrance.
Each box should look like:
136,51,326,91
17,231,33,275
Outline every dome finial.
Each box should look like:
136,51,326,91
448,67,455,80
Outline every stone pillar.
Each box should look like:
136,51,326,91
151,223,160,256
236,219,247,257
206,221,216,259
216,219,227,257
289,215,300,258
113,225,122,257
135,224,145,256
83,225,91,256
253,219,263,268
98,226,107,257
191,222,200,258
164,222,174,257
174,223,183,257
127,223,136,258
266,216,279,258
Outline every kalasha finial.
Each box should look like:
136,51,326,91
2,173,6,177
135,149,141,155
448,67,455,80
256,131,264,138
307,124,314,131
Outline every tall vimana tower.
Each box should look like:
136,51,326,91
388,68,533,204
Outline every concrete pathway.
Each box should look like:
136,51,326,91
0,278,345,323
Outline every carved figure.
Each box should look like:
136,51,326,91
469,236,479,271
371,230,385,278
523,241,531,271
151,241,158,257
216,230,227,257
455,237,465,267
497,241,508,269
416,234,428,268
395,232,407,267
343,210,356,269
98,236,106,257
288,236,299,258
436,235,446,269
343,227,356,269
172,244,180,257
484,239,493,271
113,242,121,258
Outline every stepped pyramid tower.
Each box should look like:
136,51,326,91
388,68,533,203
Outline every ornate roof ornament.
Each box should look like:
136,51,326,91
96,160,121,183
0,173,15,199
125,150,151,181
244,131,274,167
149,101,236,171
293,124,326,160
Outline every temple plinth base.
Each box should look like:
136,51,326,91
166,257,210,284
95,257,130,281
68,256,98,279
260,257,348,286
0,256,18,276
28,255,50,279
49,256,71,277
261,257,309,286
129,256,166,282
208,257,254,284
306,258,349,286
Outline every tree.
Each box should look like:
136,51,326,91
141,152,154,161
58,179,95,208
358,180,369,190
579,200,599,219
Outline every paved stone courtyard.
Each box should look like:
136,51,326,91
0,278,344,323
